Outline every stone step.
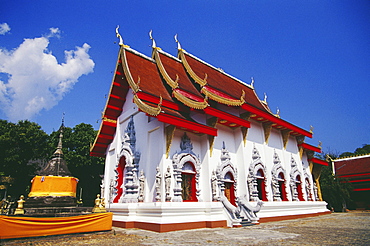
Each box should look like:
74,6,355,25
240,218,254,227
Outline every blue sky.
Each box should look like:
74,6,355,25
1,1,369,154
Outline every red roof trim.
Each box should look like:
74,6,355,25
203,85,239,101
309,158,328,166
353,188,370,191
156,114,217,136
346,179,370,183
299,143,322,153
242,103,312,138
136,91,180,111
173,88,204,102
338,172,370,178
204,107,251,128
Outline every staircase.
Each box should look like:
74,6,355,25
240,217,254,227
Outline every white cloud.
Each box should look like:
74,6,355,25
0,23,11,35
0,28,95,121
46,27,61,38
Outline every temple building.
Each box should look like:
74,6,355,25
90,29,329,232
332,154,370,210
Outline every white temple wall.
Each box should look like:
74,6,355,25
268,128,283,150
246,121,265,145
145,121,165,202
286,135,299,153
235,128,249,199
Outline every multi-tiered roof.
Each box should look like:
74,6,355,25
91,31,315,157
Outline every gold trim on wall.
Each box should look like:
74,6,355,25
263,122,273,144
165,125,176,158
207,117,218,157
281,129,292,149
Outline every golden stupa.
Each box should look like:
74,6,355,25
26,123,78,207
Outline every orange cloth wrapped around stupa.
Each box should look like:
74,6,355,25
28,176,78,197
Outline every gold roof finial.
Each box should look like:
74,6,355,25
149,30,157,48
276,107,280,118
310,125,314,133
115,25,124,46
250,77,255,88
263,93,268,103
174,34,182,50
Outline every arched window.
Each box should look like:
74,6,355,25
256,169,267,201
277,172,288,201
296,175,304,201
223,172,236,206
181,162,197,201
113,156,126,203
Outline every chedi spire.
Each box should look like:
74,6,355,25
39,121,71,176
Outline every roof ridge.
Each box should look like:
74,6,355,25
124,46,154,62
157,49,181,62
334,153,370,162
182,50,254,90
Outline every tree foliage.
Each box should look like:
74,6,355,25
0,120,49,196
0,121,104,206
339,144,370,158
319,164,353,211
319,143,370,212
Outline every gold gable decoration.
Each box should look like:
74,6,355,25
120,47,162,116
153,50,179,89
173,90,208,110
201,88,245,106
120,48,140,93
133,94,162,116
178,50,208,87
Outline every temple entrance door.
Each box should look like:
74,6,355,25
181,162,197,202
256,169,267,201
224,172,236,206
113,156,126,203
296,175,304,201
278,172,287,201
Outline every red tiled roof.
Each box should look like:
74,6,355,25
158,51,203,98
334,155,370,177
125,50,173,102
182,52,266,111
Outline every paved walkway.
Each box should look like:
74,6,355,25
2,211,370,245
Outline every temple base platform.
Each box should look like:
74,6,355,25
257,201,330,223
109,201,330,232
110,202,227,233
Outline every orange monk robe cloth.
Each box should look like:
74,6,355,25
0,212,112,239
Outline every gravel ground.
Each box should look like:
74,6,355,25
2,211,369,246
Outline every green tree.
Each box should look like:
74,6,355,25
339,144,370,158
0,120,49,197
319,163,353,212
49,123,104,206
